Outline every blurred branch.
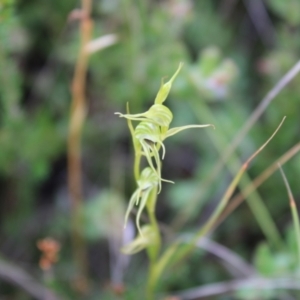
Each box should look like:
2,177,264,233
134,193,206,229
0,257,62,300
182,238,295,300
67,0,93,290
219,0,238,19
160,225,254,277
216,142,300,230
194,237,255,278
243,0,276,47
172,277,300,299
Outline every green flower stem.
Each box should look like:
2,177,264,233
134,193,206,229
146,186,161,261
146,186,161,300
292,202,300,268
134,151,142,182
279,166,300,268
126,102,142,182
146,244,178,300
126,102,162,298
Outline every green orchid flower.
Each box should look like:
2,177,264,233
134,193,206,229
116,63,214,193
133,120,213,193
124,167,159,235
115,62,182,128
121,224,156,255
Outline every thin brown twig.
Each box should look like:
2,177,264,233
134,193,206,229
172,277,300,299
67,0,93,291
0,257,61,300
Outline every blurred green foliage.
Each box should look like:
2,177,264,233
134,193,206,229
1,0,300,299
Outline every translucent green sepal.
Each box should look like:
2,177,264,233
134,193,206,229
164,124,215,139
115,104,173,128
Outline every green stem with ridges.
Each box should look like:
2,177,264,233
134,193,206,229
145,185,161,300
126,103,162,299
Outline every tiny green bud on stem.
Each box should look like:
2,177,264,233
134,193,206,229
154,62,183,104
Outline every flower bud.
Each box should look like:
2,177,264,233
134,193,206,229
154,63,183,104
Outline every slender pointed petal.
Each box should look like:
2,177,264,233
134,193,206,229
151,144,163,193
161,178,175,184
157,139,166,159
124,190,140,228
115,112,149,122
165,124,214,139
141,140,157,176
136,189,151,235
116,104,173,128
